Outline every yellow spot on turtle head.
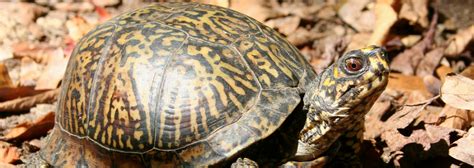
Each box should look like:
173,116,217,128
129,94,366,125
360,45,375,52
323,78,335,86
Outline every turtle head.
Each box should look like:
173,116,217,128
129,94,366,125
304,45,389,121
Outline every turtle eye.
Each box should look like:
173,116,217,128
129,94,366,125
344,57,363,73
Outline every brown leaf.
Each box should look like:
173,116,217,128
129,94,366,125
385,96,438,130
399,0,429,28
435,65,453,82
0,145,20,164
230,0,274,22
13,43,57,64
19,57,42,87
0,64,13,88
265,16,301,36
439,105,470,130
441,74,474,110
338,0,374,32
391,12,438,75
0,86,45,102
0,46,13,62
445,25,474,57
460,65,474,79
0,89,59,112
35,48,69,90
387,73,433,98
449,127,474,166
368,0,398,45
416,47,445,77
66,16,95,43
2,112,54,141
381,125,464,163
286,28,325,47
422,75,442,96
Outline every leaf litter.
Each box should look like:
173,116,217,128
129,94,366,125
0,0,472,167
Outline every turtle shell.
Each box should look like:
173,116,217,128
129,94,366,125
40,2,317,167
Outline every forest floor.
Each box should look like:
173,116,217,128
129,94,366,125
0,0,473,167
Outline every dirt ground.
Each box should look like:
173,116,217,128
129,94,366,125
0,0,473,167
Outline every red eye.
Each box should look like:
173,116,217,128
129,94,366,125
345,58,363,72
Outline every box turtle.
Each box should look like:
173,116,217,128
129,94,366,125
39,2,389,167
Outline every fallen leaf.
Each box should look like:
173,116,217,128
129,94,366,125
286,28,325,47
274,2,323,21
0,64,12,88
367,0,397,45
66,16,94,43
400,35,422,47
19,57,42,87
391,13,438,75
0,144,20,164
381,125,464,165
416,47,445,77
91,0,119,7
2,112,55,141
347,32,372,51
0,89,59,112
266,16,301,36
449,127,474,166
0,46,13,62
230,0,273,22
439,105,469,130
0,87,45,102
385,96,438,130
422,75,442,96
387,73,432,98
441,74,474,110
35,48,69,90
460,65,474,79
445,25,474,56
338,0,374,32
435,65,453,82
12,43,56,64
399,0,429,28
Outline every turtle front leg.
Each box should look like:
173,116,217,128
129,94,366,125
231,158,259,168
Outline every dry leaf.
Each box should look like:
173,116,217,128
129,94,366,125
449,127,474,166
399,0,429,28
12,43,56,64
230,0,273,22
35,48,68,90
416,47,445,77
441,74,474,111
19,57,42,87
387,73,432,98
423,75,442,96
445,25,474,56
436,65,453,82
0,86,44,102
0,64,13,88
439,105,469,130
66,16,94,42
286,28,325,47
0,89,59,112
0,146,20,164
0,46,13,62
385,96,438,130
266,16,301,36
367,0,397,45
391,13,437,75
460,65,474,79
338,0,374,32
2,112,54,141
400,35,422,47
